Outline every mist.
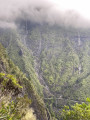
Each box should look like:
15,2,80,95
0,0,90,28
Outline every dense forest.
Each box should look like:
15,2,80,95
0,42,50,120
0,23,90,119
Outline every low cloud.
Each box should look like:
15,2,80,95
0,0,90,28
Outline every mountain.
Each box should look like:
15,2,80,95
0,23,90,119
0,43,50,119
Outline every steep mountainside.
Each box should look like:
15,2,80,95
0,43,50,120
0,24,90,119
0,29,43,96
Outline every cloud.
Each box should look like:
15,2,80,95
0,21,16,28
0,0,90,28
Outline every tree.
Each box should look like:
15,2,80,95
61,98,90,120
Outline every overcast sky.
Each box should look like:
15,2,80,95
55,0,90,20
0,0,90,28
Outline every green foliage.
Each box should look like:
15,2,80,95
0,30,43,96
0,95,31,120
0,42,48,120
61,98,90,120
0,73,22,89
24,26,90,119
0,101,21,120
1,25,90,120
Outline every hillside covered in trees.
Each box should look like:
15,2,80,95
0,42,51,120
0,23,90,119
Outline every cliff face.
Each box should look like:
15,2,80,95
0,43,49,120
0,24,90,119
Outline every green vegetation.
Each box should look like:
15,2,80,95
0,43,49,120
24,25,90,119
61,98,90,120
0,73,22,89
1,25,90,119
0,96,31,120
0,72,33,120
0,29,43,96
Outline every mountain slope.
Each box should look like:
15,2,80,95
18,25,90,101
0,43,50,120
0,29,43,96
0,24,90,119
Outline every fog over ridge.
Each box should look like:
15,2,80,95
0,0,90,28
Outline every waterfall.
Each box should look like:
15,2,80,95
38,39,41,55
78,33,81,46
78,64,81,74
